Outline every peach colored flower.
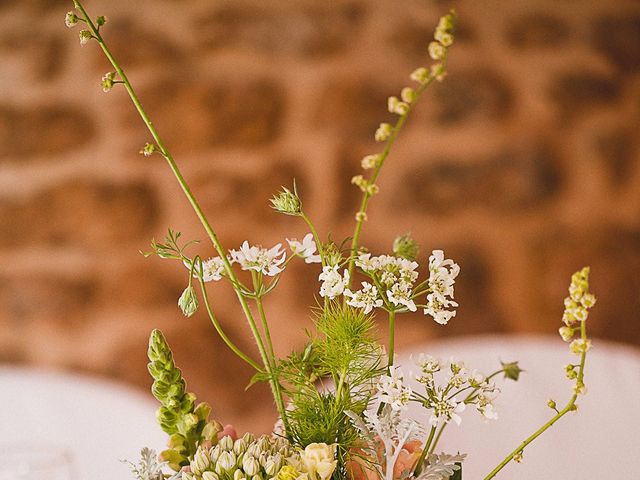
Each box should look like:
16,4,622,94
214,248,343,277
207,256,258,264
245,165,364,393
346,438,423,480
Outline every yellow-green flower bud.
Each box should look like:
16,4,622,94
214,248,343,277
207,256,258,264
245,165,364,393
361,154,381,170
401,87,416,103
209,445,221,464
410,67,429,84
234,439,248,455
569,338,592,355
65,11,79,28
375,123,393,142
234,470,246,480
79,29,93,45
270,186,302,216
101,72,116,93
558,326,574,342
178,285,198,317
393,234,419,261
96,15,107,27
203,472,220,480
428,41,445,60
140,142,157,157
264,460,278,477
547,399,557,410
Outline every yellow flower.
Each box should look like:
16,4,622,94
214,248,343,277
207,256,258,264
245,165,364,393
302,443,337,480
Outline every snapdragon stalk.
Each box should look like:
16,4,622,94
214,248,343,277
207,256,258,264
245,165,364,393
483,320,589,479
70,0,289,431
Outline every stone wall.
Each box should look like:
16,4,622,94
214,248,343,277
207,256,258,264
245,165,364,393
1,0,639,432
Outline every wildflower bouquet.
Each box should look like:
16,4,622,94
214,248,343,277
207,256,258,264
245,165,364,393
66,3,595,480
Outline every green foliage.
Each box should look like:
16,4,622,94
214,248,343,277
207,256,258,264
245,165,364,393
142,229,198,261
279,303,384,477
147,329,222,470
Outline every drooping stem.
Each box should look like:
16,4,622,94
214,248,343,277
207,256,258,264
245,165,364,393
301,211,326,267
482,321,588,479
71,0,289,427
197,275,262,372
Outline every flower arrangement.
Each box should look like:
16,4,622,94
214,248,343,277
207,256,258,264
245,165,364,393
65,3,595,480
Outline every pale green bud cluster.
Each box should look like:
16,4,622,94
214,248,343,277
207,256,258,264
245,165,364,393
184,434,305,480
147,330,222,470
392,234,419,261
559,267,595,343
270,186,302,216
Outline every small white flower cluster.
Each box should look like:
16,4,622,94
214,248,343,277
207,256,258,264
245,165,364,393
318,266,350,300
186,234,321,284
377,366,412,411
424,250,460,325
355,253,420,312
230,242,287,277
287,234,321,264
412,355,499,425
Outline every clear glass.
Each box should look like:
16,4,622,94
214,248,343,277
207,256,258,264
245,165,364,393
0,445,75,480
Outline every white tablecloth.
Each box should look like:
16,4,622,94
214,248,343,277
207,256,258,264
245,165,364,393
2,335,639,479
0,367,165,480
397,335,640,479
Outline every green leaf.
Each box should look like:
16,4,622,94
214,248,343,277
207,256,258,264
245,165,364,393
450,462,462,480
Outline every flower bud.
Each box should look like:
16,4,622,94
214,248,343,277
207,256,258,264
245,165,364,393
234,439,248,455
216,451,237,474
374,123,392,142
264,460,278,477
558,326,574,342
361,154,381,170
219,435,234,452
101,72,116,93
178,285,198,317
234,470,246,480
428,41,445,60
301,443,337,480
242,432,255,445
209,445,221,464
243,456,260,477
79,29,93,46
547,399,557,410
501,361,522,381
65,12,79,28
277,465,300,480
410,67,429,84
140,142,157,157
393,234,419,261
96,15,107,27
203,472,220,480
270,186,302,216
193,448,211,475
401,87,416,103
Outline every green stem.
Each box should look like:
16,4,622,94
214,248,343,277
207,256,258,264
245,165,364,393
414,426,436,475
482,321,588,480
197,276,262,372
72,0,289,429
255,288,289,435
427,423,446,457
346,65,444,286
301,211,325,267
387,309,396,369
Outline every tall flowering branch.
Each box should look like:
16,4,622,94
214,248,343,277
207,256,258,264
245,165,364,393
347,12,457,285
67,0,289,432
483,267,595,479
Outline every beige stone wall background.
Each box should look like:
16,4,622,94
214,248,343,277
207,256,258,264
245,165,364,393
1,0,639,433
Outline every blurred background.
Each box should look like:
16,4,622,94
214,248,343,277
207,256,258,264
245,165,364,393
1,0,639,435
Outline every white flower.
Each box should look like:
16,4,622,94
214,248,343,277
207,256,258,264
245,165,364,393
287,233,321,264
318,266,349,299
429,399,465,427
424,250,459,324
479,402,498,421
195,257,225,282
386,281,417,312
415,354,441,374
229,241,286,276
377,366,412,411
344,282,383,314
302,443,337,480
